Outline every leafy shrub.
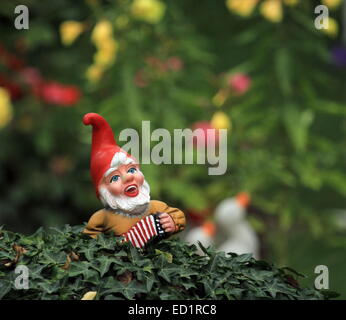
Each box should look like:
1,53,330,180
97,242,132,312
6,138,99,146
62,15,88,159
0,225,327,300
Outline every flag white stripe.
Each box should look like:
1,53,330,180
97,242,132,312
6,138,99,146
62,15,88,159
130,230,140,248
140,220,150,240
148,215,157,236
133,228,144,248
145,216,154,237
137,222,148,242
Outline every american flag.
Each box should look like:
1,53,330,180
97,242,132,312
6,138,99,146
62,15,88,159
121,213,166,248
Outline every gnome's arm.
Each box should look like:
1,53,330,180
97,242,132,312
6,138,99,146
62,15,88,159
83,210,106,238
151,200,186,233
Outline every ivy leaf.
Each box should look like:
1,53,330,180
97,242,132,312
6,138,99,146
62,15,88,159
265,279,290,298
229,288,244,299
68,261,91,278
206,252,222,273
96,234,115,250
155,249,173,263
113,250,128,257
178,269,200,279
101,281,146,300
202,279,216,299
157,268,172,283
247,269,274,283
28,265,46,280
234,253,253,264
128,246,142,266
138,270,155,292
79,244,97,261
91,256,113,277
40,251,67,266
142,264,154,273
37,281,61,294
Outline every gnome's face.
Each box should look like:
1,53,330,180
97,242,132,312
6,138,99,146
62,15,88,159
98,153,151,216
83,113,150,216
103,163,144,198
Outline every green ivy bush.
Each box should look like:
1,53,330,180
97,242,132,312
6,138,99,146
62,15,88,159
0,225,329,300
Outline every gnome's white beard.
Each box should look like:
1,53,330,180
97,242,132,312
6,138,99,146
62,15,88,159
99,180,151,217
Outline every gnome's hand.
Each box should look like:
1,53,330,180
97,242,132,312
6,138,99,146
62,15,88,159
159,213,175,233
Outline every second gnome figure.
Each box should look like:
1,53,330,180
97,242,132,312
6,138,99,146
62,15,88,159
82,113,186,248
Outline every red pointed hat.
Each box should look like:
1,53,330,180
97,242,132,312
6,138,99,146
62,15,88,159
83,113,136,197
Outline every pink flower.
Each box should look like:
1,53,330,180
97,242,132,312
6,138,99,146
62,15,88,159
228,73,251,95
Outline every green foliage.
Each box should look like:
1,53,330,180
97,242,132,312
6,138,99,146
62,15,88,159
0,0,345,289
0,225,329,300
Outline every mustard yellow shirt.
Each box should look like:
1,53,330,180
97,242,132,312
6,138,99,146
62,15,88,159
83,200,186,238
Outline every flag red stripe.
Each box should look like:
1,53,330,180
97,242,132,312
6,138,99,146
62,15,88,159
137,222,149,242
147,216,156,237
136,223,147,244
145,216,154,238
140,220,150,240
129,230,140,248
132,227,144,248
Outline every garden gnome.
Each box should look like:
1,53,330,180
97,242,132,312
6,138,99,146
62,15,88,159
184,221,216,255
214,192,260,259
82,113,186,248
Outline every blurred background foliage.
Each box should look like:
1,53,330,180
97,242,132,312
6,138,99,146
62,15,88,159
0,0,345,296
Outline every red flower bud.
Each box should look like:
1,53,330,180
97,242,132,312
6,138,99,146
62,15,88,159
38,82,81,106
228,73,251,95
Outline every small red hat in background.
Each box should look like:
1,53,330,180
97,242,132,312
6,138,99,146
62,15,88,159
236,192,251,208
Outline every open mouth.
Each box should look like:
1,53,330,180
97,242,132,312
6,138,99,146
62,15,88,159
124,184,139,197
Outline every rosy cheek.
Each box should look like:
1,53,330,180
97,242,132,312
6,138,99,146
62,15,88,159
108,182,123,196
135,173,144,186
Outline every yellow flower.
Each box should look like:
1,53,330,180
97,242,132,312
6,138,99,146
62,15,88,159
321,17,339,37
226,0,259,17
94,50,115,67
85,64,104,82
260,0,283,23
91,20,113,45
130,0,166,24
322,0,343,9
284,0,298,6
60,21,84,46
0,87,13,129
94,38,118,66
211,111,232,130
